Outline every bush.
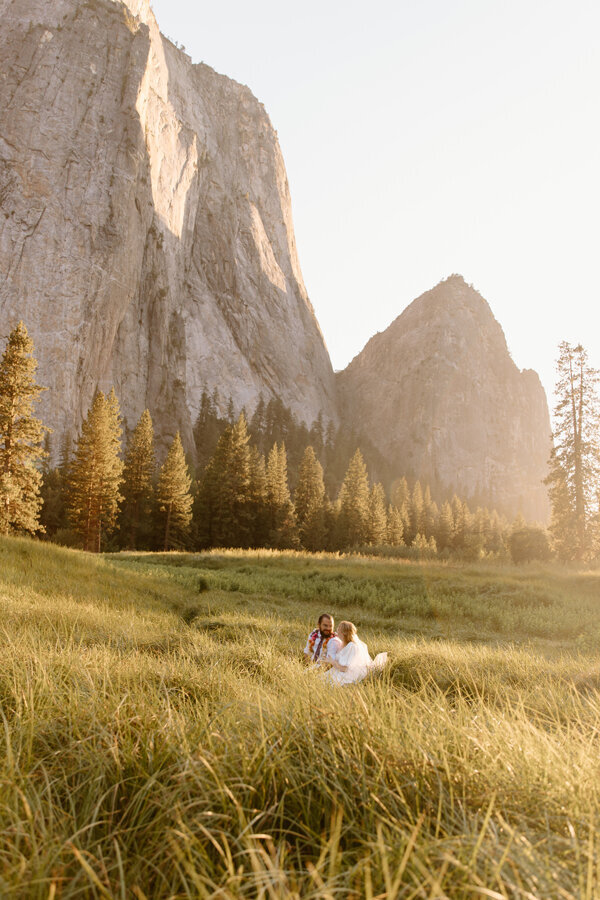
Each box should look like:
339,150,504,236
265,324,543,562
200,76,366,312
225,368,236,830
508,526,552,563
51,528,82,549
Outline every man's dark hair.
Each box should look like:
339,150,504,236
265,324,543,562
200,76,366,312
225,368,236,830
318,613,334,625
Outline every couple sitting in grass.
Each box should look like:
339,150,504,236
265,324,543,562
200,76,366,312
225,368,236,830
303,613,387,685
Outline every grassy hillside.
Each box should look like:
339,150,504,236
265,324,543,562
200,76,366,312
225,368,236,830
1,537,600,898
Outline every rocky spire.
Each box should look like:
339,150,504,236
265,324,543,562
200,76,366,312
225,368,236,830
337,276,551,520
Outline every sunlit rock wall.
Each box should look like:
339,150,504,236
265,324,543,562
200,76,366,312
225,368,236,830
0,0,337,455
337,276,551,520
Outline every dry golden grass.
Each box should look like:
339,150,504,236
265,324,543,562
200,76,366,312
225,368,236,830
1,536,600,897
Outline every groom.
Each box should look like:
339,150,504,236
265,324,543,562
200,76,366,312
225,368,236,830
303,613,342,666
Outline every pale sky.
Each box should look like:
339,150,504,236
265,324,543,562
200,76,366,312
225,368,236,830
151,0,600,408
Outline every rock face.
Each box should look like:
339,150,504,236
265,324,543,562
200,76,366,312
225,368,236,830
0,2,552,520
337,276,551,520
0,0,337,455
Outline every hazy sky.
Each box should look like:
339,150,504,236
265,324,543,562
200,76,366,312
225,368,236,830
151,0,599,406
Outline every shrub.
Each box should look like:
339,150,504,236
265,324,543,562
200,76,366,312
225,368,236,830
508,526,552,563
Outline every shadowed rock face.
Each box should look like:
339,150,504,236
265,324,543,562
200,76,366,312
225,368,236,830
0,0,337,455
337,276,551,521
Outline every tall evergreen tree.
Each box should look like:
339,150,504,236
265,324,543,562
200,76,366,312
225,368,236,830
67,389,123,551
487,510,506,555
247,445,270,547
121,409,156,549
386,505,404,546
193,388,226,472
266,442,298,548
59,430,73,475
391,476,409,511
156,431,193,550
225,396,235,424
436,500,455,550
197,414,253,547
0,322,48,535
405,480,424,545
295,445,327,551
309,412,325,458
338,449,370,548
366,482,387,545
545,342,600,559
454,500,473,552
39,430,73,540
546,451,577,560
250,395,267,439
422,485,437,538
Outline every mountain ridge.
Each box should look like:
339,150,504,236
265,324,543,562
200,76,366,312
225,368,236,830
337,275,551,520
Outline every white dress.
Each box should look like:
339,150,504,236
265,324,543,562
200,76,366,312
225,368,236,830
328,639,372,685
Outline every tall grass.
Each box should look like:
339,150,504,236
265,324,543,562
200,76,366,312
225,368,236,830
1,536,600,897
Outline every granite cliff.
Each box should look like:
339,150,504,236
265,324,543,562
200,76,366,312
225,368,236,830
337,276,551,521
0,0,337,454
0,1,552,519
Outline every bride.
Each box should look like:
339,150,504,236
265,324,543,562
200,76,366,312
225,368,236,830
327,621,374,685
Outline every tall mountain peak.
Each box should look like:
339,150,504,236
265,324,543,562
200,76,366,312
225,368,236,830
338,279,551,520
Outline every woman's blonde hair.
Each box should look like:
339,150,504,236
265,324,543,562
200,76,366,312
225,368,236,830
337,621,357,643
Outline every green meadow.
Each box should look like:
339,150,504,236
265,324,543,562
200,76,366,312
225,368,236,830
2,536,600,898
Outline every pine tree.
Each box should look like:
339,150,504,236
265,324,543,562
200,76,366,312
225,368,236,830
266,442,298,548
250,395,266,441
545,342,600,559
59,430,73,475
366,482,387,545
450,495,465,550
0,322,49,535
226,396,235,424
121,409,156,549
338,449,370,548
197,414,253,547
247,445,269,547
464,505,485,559
546,450,577,560
386,505,404,546
477,507,492,552
406,481,424,545
156,431,193,551
391,476,409,510
295,446,327,551
39,430,73,540
422,485,437,538
413,533,429,556
447,495,471,552
399,500,411,545
193,388,226,472
487,510,506,555
436,500,455,550
67,390,124,551
309,412,325,458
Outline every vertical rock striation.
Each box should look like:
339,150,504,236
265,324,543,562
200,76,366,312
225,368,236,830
337,276,551,520
0,0,337,455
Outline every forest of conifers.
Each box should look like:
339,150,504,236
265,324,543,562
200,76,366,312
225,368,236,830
6,322,599,563
39,387,522,559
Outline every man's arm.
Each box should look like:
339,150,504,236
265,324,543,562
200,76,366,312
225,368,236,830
303,635,313,662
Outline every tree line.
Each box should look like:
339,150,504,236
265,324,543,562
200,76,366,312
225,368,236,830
1,323,599,561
